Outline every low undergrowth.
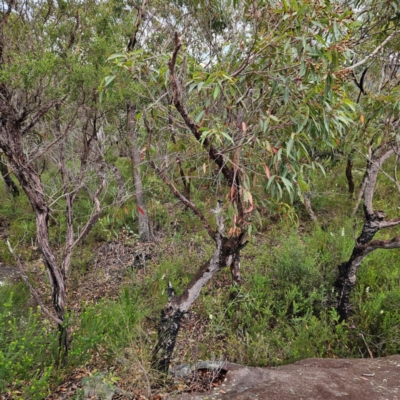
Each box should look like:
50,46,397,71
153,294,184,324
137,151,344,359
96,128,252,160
1,158,400,398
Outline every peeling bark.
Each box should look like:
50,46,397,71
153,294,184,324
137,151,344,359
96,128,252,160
151,204,247,374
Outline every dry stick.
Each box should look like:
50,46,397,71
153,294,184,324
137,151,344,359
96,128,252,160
72,168,106,249
345,31,400,71
6,240,63,325
127,0,148,51
359,333,374,359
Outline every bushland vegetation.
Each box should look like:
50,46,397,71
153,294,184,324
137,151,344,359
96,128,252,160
1,0,400,398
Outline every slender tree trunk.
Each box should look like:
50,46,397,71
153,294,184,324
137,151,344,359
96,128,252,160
351,170,368,217
0,122,68,360
230,251,241,286
334,215,380,320
336,146,400,320
346,155,355,198
151,204,246,374
303,192,317,222
0,155,19,196
127,103,151,242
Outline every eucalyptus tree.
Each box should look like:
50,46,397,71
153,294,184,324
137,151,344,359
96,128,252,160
0,0,131,360
0,153,19,196
107,0,356,372
334,0,400,320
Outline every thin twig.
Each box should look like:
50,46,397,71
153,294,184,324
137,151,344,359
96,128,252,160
345,31,399,71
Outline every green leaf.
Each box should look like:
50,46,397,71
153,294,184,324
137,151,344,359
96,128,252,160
281,176,294,202
220,130,234,144
213,84,221,100
107,53,126,62
286,135,294,157
195,110,205,123
104,75,116,88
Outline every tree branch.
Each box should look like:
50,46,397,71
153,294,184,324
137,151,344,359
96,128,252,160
21,97,66,136
345,31,399,71
127,0,148,51
168,32,233,185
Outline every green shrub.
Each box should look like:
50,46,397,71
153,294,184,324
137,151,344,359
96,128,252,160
0,289,58,399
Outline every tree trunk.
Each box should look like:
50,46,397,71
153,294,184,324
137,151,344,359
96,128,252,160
335,249,370,321
127,103,151,242
230,251,241,286
303,192,317,222
0,155,19,196
335,145,400,320
346,155,355,198
151,204,246,374
0,122,68,359
351,170,368,217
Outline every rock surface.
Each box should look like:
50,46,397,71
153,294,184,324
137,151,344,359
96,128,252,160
173,355,400,400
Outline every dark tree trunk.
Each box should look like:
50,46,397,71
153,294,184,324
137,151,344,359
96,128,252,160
0,120,68,358
57,324,69,366
151,299,184,373
335,146,400,320
151,203,247,374
0,155,19,196
346,155,355,197
335,207,385,320
230,251,241,286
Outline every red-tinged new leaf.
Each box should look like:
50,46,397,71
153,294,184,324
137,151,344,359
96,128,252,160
230,185,235,200
137,206,145,215
265,165,271,179
245,204,254,213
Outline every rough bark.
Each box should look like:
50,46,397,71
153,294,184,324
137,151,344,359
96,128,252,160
346,156,355,197
152,204,246,374
303,192,317,222
335,235,400,320
0,122,68,349
0,154,19,196
167,33,246,286
335,145,400,320
127,103,151,242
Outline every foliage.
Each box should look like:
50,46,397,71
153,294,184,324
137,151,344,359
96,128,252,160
0,289,58,399
1,0,400,395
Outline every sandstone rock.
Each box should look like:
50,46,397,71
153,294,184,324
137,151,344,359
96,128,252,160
173,355,400,400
